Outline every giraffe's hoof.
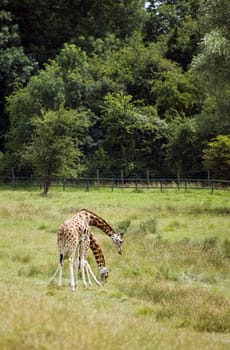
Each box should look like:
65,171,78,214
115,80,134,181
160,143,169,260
70,284,77,291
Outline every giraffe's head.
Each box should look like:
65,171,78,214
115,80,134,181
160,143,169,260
98,266,111,284
112,232,124,255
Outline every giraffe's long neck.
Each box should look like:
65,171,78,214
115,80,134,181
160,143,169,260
80,209,115,237
89,232,106,268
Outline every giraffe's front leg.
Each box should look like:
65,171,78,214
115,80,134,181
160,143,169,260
80,259,88,287
85,263,93,287
69,257,76,291
85,261,102,287
58,264,63,287
49,263,60,285
75,255,80,289
58,253,64,287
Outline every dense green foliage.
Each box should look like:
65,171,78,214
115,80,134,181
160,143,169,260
0,7,35,148
202,135,230,180
0,0,230,181
22,108,91,195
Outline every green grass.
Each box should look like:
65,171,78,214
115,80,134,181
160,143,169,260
0,188,230,349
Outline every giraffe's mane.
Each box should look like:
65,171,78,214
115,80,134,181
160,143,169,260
79,208,114,232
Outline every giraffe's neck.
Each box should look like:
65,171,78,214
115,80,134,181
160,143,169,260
89,232,106,268
80,209,115,237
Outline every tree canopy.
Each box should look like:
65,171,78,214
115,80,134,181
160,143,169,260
22,107,90,195
203,135,230,179
0,0,229,183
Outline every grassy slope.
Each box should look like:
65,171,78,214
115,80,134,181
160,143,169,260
0,188,229,349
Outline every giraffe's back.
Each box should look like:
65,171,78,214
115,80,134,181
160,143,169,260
57,216,86,253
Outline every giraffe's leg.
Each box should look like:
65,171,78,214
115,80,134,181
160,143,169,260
85,261,102,287
80,259,88,287
85,262,93,287
49,264,60,284
58,264,63,286
75,246,80,289
69,256,76,290
75,257,79,289
49,251,66,286
58,253,64,287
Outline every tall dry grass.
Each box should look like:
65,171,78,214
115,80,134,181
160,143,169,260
0,188,230,349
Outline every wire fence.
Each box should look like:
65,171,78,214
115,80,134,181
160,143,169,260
0,176,229,192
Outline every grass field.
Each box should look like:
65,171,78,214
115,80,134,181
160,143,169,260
0,188,230,349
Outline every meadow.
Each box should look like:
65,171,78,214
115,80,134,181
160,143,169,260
0,187,229,350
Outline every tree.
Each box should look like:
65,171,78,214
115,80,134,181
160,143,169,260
165,118,200,176
5,0,145,65
202,135,230,180
191,0,230,134
0,7,35,151
144,0,202,70
89,34,203,115
56,44,95,109
6,63,65,165
201,0,230,38
6,45,90,159
88,91,168,177
152,68,204,120
5,28,207,179
22,108,91,195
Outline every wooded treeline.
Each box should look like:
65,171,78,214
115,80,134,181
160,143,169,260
1,0,230,194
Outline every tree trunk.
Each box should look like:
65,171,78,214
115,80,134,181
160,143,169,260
43,176,51,196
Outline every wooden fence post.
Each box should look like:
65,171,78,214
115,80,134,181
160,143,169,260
177,170,181,189
207,170,210,185
121,170,124,187
211,181,215,193
160,180,163,192
11,167,16,190
147,169,150,187
96,169,100,184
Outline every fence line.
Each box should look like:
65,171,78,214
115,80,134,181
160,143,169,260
0,176,229,192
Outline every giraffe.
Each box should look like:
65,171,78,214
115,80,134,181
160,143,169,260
76,227,110,287
50,208,123,290
75,226,101,288
78,208,124,255
89,229,110,284
50,214,87,290
50,229,110,288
